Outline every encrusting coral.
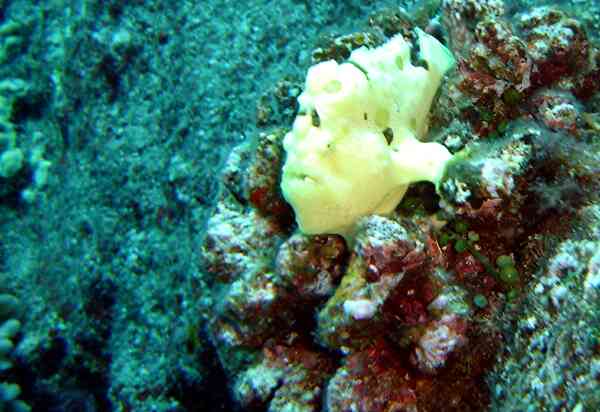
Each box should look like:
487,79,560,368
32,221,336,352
201,1,600,410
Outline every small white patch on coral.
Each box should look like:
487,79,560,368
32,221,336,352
413,314,467,374
550,285,568,308
584,250,600,293
343,299,377,320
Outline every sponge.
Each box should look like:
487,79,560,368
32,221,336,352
281,29,454,238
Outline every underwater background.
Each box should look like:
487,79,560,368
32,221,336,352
0,0,598,411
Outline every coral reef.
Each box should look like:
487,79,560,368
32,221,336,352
202,1,600,411
489,205,600,411
0,293,30,412
326,340,418,412
0,18,50,207
0,0,597,411
444,1,600,136
234,342,335,412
